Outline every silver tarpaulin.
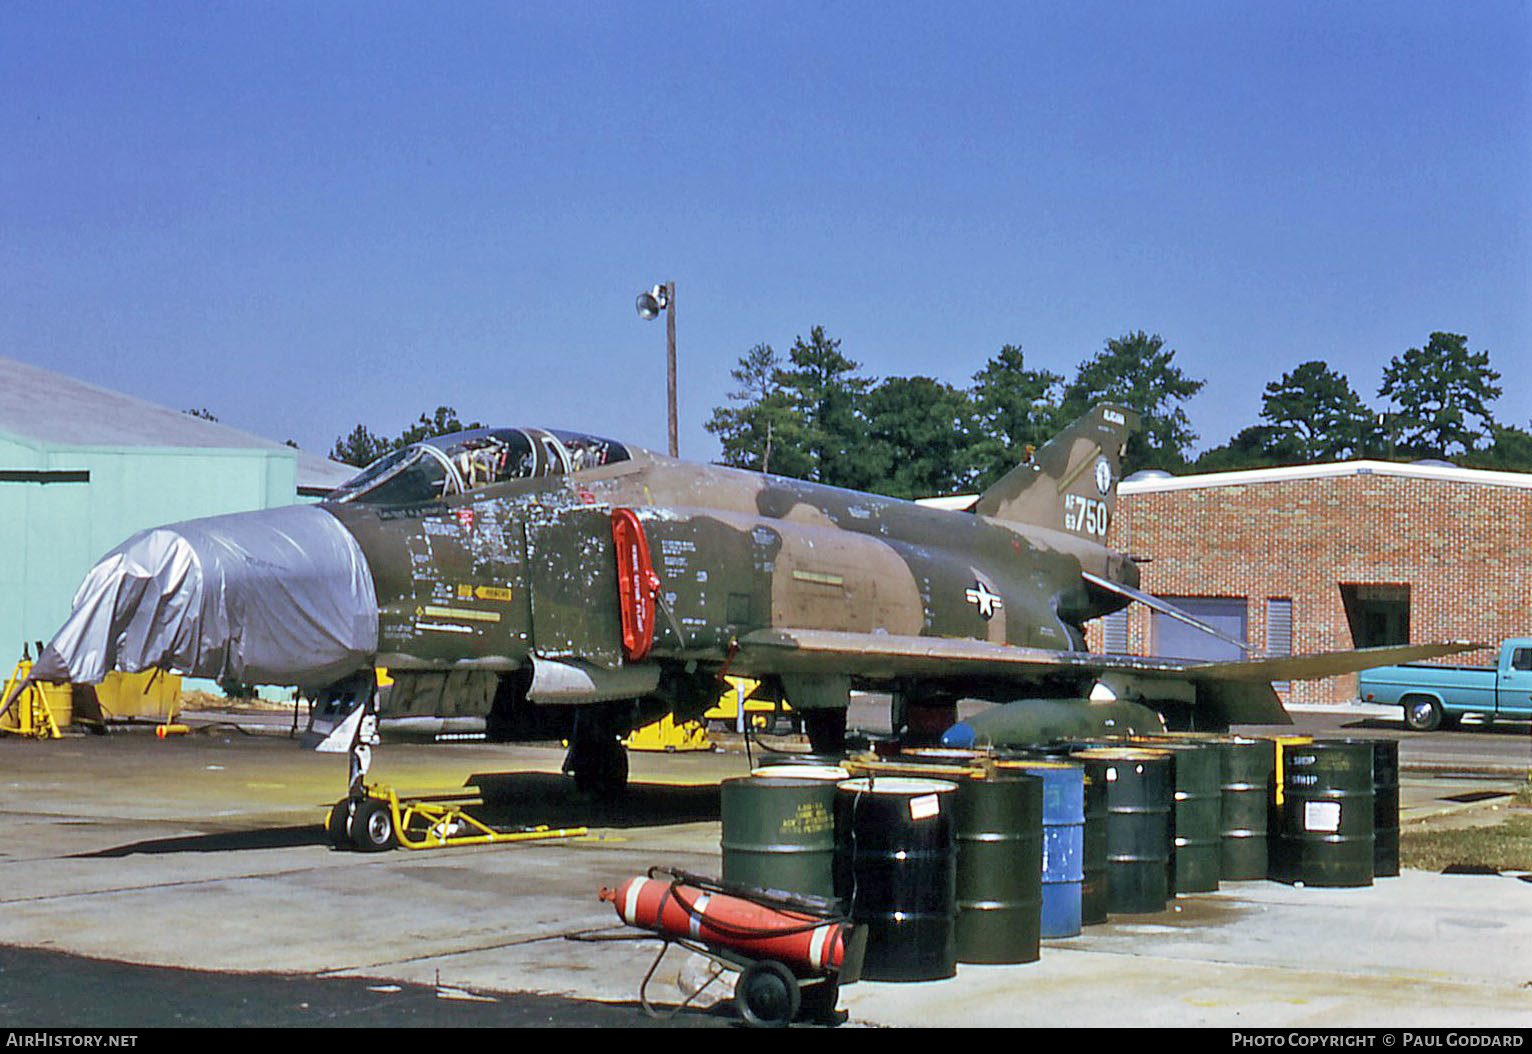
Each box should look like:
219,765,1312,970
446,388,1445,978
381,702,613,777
32,504,379,688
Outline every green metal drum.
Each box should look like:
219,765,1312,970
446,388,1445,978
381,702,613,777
720,776,838,899
1275,739,1375,888
1072,748,1173,914
952,774,1043,964
1136,738,1222,895
1215,735,1276,881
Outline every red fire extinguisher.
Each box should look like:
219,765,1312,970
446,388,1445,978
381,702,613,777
599,872,854,974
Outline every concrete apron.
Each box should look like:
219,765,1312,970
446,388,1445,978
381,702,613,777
0,731,1528,1028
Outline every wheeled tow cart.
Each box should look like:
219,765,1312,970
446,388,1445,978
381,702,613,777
600,867,866,1028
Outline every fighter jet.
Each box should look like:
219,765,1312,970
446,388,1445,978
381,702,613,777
25,404,1469,838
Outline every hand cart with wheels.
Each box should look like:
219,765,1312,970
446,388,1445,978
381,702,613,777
599,867,866,1028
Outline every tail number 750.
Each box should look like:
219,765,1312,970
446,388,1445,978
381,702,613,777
1064,495,1109,537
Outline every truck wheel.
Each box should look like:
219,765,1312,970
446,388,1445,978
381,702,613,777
1402,696,1442,732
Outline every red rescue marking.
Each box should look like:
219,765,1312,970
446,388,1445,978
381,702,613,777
612,508,661,661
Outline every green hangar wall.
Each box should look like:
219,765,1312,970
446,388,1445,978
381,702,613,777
0,357,356,665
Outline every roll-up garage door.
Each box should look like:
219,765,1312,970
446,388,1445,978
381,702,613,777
1151,596,1247,662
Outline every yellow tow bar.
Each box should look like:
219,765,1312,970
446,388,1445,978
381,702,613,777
360,786,588,851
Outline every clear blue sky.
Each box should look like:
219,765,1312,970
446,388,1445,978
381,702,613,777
3,2,1528,470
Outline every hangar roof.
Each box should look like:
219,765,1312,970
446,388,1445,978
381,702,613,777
0,356,355,492
1121,459,1532,495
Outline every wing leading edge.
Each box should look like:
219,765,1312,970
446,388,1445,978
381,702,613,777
739,627,1477,680
737,628,1479,727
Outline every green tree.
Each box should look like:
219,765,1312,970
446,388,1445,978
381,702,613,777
859,376,983,498
1258,360,1378,461
705,343,795,474
1460,422,1532,473
1192,424,1302,473
396,406,482,447
1378,332,1502,458
773,326,874,488
330,406,482,467
967,344,1064,488
331,424,391,467
1059,331,1204,473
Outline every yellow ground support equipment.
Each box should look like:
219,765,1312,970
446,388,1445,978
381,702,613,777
625,711,712,752
329,785,589,852
705,677,795,733
94,669,182,722
0,658,67,739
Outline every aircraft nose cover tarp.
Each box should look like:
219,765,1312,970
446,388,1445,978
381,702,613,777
32,505,379,688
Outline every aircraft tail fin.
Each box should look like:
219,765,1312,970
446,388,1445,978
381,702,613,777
973,404,1140,539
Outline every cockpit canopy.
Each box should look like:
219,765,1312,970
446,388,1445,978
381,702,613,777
328,427,631,506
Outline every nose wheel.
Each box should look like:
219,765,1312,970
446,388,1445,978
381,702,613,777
324,795,399,852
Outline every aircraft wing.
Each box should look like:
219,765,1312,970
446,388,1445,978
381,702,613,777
737,627,1477,683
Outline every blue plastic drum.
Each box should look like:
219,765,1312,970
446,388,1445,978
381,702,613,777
996,759,1084,937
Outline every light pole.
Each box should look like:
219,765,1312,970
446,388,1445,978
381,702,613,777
635,281,678,457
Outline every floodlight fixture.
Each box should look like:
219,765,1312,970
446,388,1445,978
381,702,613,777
635,281,678,457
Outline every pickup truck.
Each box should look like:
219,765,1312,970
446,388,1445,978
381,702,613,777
1357,638,1532,731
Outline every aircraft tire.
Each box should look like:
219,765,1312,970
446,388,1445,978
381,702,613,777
348,798,398,852
326,800,355,849
733,959,800,1028
1402,696,1442,732
571,736,629,798
802,709,847,755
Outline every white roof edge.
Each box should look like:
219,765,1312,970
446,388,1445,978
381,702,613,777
0,356,356,489
1120,459,1532,494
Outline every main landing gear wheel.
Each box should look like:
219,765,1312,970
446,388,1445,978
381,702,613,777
564,728,630,798
348,798,398,852
801,709,847,756
733,959,801,1028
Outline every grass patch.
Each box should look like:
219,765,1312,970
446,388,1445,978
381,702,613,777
1401,807,1532,873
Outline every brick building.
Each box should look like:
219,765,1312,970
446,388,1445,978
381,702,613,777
1086,460,1532,704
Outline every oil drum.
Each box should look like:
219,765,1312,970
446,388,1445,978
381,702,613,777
1073,747,1174,914
1265,735,1314,880
834,776,959,981
952,773,1043,964
1214,735,1276,881
1372,739,1400,878
996,759,1084,937
1136,738,1221,894
721,776,838,899
1275,738,1375,887
1070,753,1111,924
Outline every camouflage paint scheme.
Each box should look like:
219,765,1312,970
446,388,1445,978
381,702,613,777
318,403,1472,761
309,408,1167,744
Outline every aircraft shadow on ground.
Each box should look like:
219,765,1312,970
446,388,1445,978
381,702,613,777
72,774,722,857
466,771,722,830
0,943,732,1028
73,824,329,858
